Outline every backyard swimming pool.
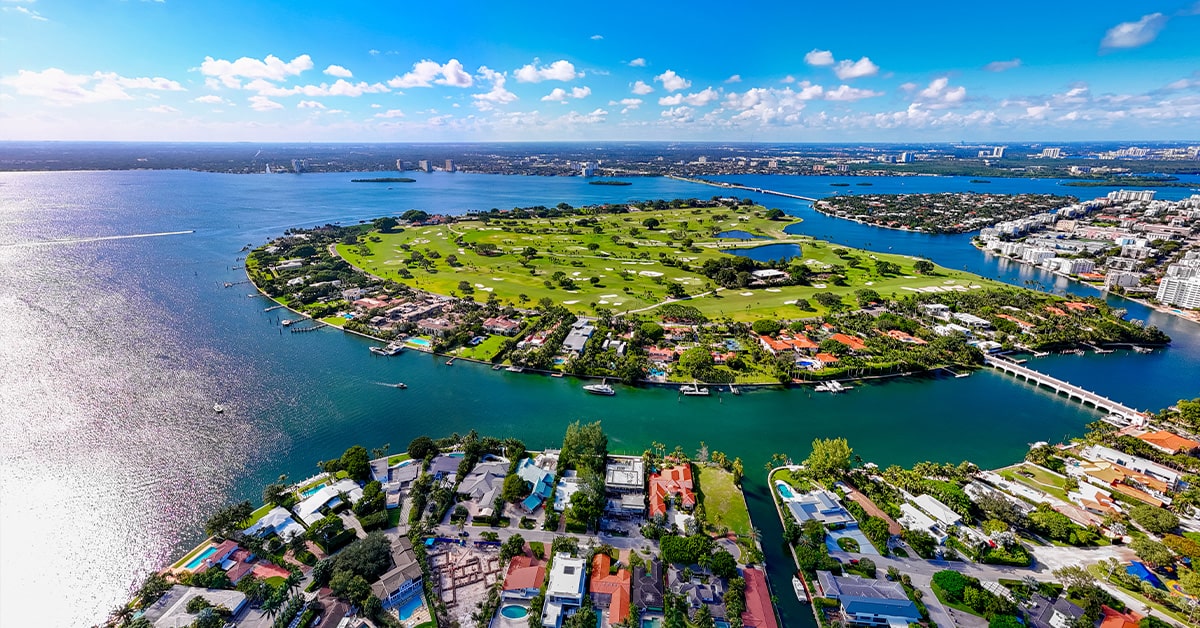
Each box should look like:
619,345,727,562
184,546,216,570
396,595,424,620
301,483,326,497
500,605,529,619
776,482,795,499
407,337,431,347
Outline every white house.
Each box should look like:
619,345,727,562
542,554,587,628
243,506,305,541
293,478,364,526
913,494,962,527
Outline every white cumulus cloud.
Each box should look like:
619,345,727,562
833,57,879,80
374,109,406,118
824,85,883,101
473,66,518,110
654,70,691,92
914,77,967,108
590,34,603,40
1101,13,1167,49
192,95,227,104
658,87,720,107
388,59,473,88
143,105,179,114
984,58,1022,72
1,68,184,105
541,86,591,103
725,74,742,83
514,59,582,83
610,97,642,113
804,49,835,67
323,65,353,78
631,80,653,95
199,54,313,89
297,100,325,109
248,96,283,111
629,58,647,67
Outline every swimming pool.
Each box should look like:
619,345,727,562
407,337,431,347
301,483,326,497
184,546,217,570
776,482,795,499
640,617,662,628
499,605,529,619
396,595,424,621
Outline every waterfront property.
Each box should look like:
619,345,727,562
241,506,305,540
141,585,248,628
371,537,424,610
814,571,922,627
293,478,364,526
740,568,779,628
502,554,546,601
777,484,854,526
649,464,696,519
589,553,632,628
515,457,556,513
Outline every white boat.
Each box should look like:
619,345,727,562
793,576,808,602
280,319,295,327
369,346,388,355
394,383,407,389
506,365,524,373
815,381,848,393
583,380,615,396
1032,351,1049,357
370,344,405,356
1133,346,1153,354
729,384,741,396
680,382,710,396
213,404,225,414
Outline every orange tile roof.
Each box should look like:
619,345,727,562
1046,306,1068,316
1136,431,1200,454
741,568,779,628
1099,605,1142,628
590,554,631,626
996,313,1035,328
503,555,545,592
829,333,867,352
648,465,695,518
1108,483,1164,507
885,329,928,345
813,352,840,364
1065,301,1096,311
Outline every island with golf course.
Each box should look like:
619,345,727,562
245,198,1167,387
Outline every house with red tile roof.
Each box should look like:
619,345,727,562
757,334,818,356
1136,430,1200,455
590,554,631,627
502,555,546,601
649,464,696,519
884,329,928,345
647,347,677,363
1099,605,1142,628
829,333,867,352
1064,301,1097,312
812,353,840,369
1045,306,1068,316
740,568,779,628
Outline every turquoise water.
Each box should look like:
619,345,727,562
500,605,529,619
727,242,803,262
408,338,432,347
641,618,663,628
776,483,795,499
397,595,424,620
717,230,767,239
301,484,326,497
183,546,216,571
2,169,1198,628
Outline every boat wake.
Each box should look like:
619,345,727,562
1,230,195,248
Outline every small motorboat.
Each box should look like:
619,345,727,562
583,380,615,396
394,383,408,389
213,404,225,414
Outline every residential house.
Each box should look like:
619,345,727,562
554,472,584,512
912,494,962,528
502,555,546,601
562,320,596,354
750,269,790,283
243,506,305,541
1026,594,1084,628
920,303,952,319
1082,445,1180,491
758,333,818,356
1135,430,1199,455
884,329,927,345
1099,606,1142,628
418,317,458,337
649,465,696,519
516,457,556,513
141,585,248,628
632,560,664,617
899,504,947,544
483,317,521,335
667,566,727,618
779,486,854,526
428,454,463,485
542,554,587,628
371,538,424,610
293,479,364,526
590,554,632,627
740,568,778,628
814,571,922,627
829,333,868,352
605,457,647,518
458,459,509,517
951,312,992,329
647,347,677,363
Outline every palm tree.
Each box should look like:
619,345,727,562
285,571,302,594
107,604,134,627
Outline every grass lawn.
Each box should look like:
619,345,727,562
337,205,1002,322
696,465,752,537
243,502,276,527
931,584,984,618
770,467,814,493
1000,465,1071,502
320,316,347,327
387,453,411,465
451,334,507,361
387,508,403,529
264,576,286,587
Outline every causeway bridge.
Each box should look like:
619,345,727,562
664,175,819,202
983,355,1146,419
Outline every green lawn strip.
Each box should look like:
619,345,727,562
999,466,1070,502
387,453,412,465
769,468,813,493
336,205,998,321
387,508,403,529
320,316,347,327
295,475,330,495
264,576,286,587
243,502,275,527
930,583,984,617
695,466,753,537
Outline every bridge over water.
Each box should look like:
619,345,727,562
983,355,1147,419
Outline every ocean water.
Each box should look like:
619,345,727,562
0,170,1197,627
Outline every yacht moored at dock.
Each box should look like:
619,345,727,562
814,381,851,393
370,344,405,356
680,382,710,396
583,380,615,396
793,576,808,602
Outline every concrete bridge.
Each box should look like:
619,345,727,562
983,355,1147,419
665,175,820,202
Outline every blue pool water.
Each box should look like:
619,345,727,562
396,595,424,620
641,618,663,628
301,484,326,497
407,338,431,347
499,605,529,619
776,483,795,499
184,546,217,570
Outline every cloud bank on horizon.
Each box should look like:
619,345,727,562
0,0,1198,142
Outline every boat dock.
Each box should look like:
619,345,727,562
289,322,327,333
264,304,286,312
983,355,1146,419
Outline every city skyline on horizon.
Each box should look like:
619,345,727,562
2,1,1199,143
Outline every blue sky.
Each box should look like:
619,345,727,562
1,0,1198,142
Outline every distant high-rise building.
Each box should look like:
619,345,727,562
418,160,432,173
396,159,404,171
1039,147,1062,159
897,152,913,163
291,159,304,173
444,159,456,173
697,156,708,163
1156,276,1200,309
1107,189,1156,202
992,146,1006,158
580,162,595,177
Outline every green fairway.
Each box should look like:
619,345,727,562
697,465,753,537
337,204,1001,322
